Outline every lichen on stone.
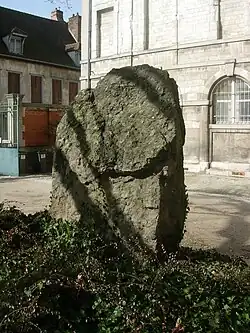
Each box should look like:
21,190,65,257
50,64,188,258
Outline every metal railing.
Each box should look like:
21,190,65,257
0,94,20,148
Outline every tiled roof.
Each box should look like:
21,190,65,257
0,6,79,69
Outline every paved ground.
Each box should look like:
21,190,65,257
184,174,250,262
1,173,250,262
0,175,51,213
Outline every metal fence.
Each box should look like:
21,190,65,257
0,94,20,147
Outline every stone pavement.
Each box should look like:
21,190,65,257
184,173,250,263
186,173,250,198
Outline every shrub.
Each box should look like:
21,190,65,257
0,203,249,332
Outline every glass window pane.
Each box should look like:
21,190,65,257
9,37,22,54
214,101,231,124
235,78,250,123
213,78,232,124
15,38,22,53
0,112,8,141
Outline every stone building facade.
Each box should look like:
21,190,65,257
81,0,250,176
0,6,81,175
0,7,81,106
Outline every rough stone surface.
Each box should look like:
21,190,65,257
50,64,187,255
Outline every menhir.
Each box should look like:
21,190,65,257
50,64,188,257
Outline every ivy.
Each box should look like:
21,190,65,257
0,204,249,332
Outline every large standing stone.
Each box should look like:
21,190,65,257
50,64,187,256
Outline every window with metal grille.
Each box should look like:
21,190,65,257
69,82,78,104
0,96,19,146
212,77,250,124
31,75,42,103
8,72,20,94
52,79,62,105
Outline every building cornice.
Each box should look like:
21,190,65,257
0,53,80,71
81,35,250,67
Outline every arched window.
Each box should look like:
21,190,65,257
212,76,250,124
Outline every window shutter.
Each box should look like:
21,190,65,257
69,82,78,103
52,79,62,104
8,72,20,94
31,76,42,103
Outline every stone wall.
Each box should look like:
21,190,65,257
80,0,250,175
0,58,80,105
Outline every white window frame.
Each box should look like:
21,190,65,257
212,76,250,125
9,33,25,55
0,108,17,146
10,37,21,54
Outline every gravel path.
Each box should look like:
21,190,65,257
1,173,250,262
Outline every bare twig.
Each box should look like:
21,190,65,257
46,0,72,9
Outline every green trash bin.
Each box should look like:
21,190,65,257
39,151,47,174
19,153,27,175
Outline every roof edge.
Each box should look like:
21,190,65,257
0,53,80,71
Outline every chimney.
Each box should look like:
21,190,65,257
51,8,64,21
68,13,81,42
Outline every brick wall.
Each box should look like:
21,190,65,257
68,13,82,42
22,106,63,147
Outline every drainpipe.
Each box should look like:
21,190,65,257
175,0,179,65
217,0,222,39
16,94,24,176
214,0,222,39
143,0,149,50
47,107,50,146
130,0,134,66
87,0,92,89
116,1,120,54
14,94,23,150
16,94,19,151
